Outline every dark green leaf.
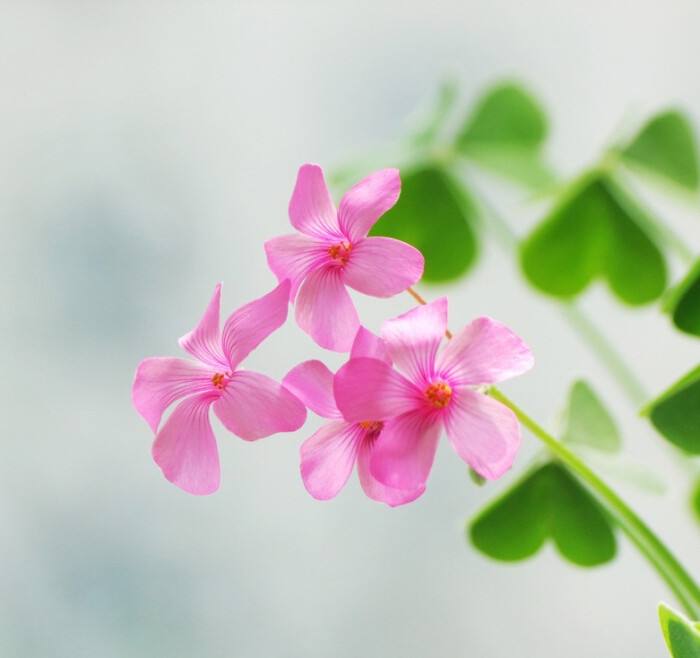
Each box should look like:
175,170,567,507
622,111,699,191
456,82,553,189
667,259,700,337
469,462,616,567
562,380,621,453
520,175,667,304
659,603,700,657
646,365,700,454
370,166,478,282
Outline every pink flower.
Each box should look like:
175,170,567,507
132,281,307,495
265,164,425,352
333,299,534,492
283,327,424,506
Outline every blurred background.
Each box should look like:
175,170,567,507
3,1,700,656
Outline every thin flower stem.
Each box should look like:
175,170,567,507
405,288,700,617
489,386,700,619
468,186,649,406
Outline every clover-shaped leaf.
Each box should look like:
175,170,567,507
666,259,700,338
520,174,667,304
455,81,554,189
469,462,616,567
370,166,478,282
562,380,621,453
621,110,699,192
646,365,700,454
659,603,700,657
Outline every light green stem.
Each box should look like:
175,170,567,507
490,387,700,618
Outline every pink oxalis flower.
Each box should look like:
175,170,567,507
283,327,423,506
334,299,534,492
132,281,306,495
265,164,424,352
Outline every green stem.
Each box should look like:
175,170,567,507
468,184,649,407
490,387,700,618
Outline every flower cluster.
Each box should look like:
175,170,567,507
133,164,534,504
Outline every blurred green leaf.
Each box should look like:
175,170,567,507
411,79,459,148
520,174,667,304
659,603,700,657
456,82,554,189
646,365,700,454
562,380,621,453
692,478,700,524
469,462,616,567
666,259,700,337
469,467,486,486
621,111,699,191
370,166,478,282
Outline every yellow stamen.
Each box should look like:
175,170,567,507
358,420,383,433
327,240,352,265
424,381,452,409
211,373,227,390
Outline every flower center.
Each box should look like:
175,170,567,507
424,381,452,409
358,420,383,433
211,372,228,390
327,240,352,266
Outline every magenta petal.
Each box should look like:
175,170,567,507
132,357,214,432
264,234,327,301
295,268,359,352
288,164,340,239
444,388,520,480
369,411,442,491
283,360,340,419
178,283,227,369
437,316,534,386
337,168,401,240
152,393,220,495
333,357,419,423
300,420,361,500
350,326,391,364
381,297,447,384
344,237,424,298
221,280,290,370
213,370,307,440
356,440,424,506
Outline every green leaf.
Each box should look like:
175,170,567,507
520,174,667,304
469,462,616,567
370,166,478,282
659,603,700,657
411,79,459,148
621,111,699,191
456,81,554,189
469,467,486,486
667,259,700,337
692,478,700,524
561,380,621,453
646,365,700,454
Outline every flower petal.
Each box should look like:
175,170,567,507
178,283,227,368
300,420,361,500
221,280,290,370
288,163,340,239
264,234,327,301
437,316,534,385
213,370,307,440
283,360,340,419
444,387,521,480
333,357,419,423
369,411,442,491
295,268,359,352
152,393,220,495
344,237,424,298
338,168,401,240
132,357,214,432
381,297,447,385
357,439,424,506
350,326,391,364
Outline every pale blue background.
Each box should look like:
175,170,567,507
3,2,700,656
